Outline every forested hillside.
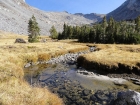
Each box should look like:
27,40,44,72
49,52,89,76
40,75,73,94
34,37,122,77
58,16,140,44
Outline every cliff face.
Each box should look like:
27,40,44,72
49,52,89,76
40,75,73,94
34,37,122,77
107,0,140,21
0,0,102,35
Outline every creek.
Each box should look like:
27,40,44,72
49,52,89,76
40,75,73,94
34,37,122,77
24,62,140,105
24,48,140,105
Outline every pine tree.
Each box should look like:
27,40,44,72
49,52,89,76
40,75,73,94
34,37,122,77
89,28,96,43
73,26,79,39
78,26,85,42
58,32,63,40
106,17,115,43
28,15,40,42
135,16,140,33
120,21,128,43
102,16,107,43
95,24,102,43
49,25,58,39
62,23,68,39
67,26,73,39
114,22,121,43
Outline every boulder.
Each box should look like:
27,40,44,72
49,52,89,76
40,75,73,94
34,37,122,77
111,90,140,105
90,47,95,52
113,80,126,86
15,38,26,43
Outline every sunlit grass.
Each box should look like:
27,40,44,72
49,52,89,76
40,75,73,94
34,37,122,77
1,30,139,105
78,44,140,73
0,30,89,105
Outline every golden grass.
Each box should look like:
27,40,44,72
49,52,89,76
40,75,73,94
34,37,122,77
0,79,63,105
78,44,140,73
0,30,89,105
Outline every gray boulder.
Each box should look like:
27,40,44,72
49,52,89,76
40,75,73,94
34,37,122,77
111,90,140,105
15,38,26,43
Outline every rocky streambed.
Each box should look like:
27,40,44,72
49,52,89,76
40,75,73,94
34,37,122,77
24,48,140,105
35,63,140,105
37,64,120,105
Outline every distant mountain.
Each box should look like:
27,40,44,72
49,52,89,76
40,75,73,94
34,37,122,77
75,13,105,22
107,0,140,21
0,0,103,35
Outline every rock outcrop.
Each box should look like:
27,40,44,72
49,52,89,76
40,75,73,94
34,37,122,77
107,0,140,21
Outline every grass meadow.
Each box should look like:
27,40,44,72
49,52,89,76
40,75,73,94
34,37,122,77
0,30,140,105
0,31,88,105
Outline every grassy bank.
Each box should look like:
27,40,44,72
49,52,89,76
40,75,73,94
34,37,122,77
77,44,140,74
0,31,89,105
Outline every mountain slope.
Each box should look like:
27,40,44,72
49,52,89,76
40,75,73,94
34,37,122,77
107,0,140,21
0,0,101,35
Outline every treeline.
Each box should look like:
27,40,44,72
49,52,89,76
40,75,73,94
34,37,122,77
57,16,140,44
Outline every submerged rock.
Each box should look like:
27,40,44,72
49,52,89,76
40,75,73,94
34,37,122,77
83,89,91,96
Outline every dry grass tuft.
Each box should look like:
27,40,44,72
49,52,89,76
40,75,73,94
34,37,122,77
68,47,89,53
38,53,51,61
54,50,68,57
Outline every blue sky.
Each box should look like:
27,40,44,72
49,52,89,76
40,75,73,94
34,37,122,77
25,0,126,14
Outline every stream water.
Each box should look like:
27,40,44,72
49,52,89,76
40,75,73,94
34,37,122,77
24,63,140,105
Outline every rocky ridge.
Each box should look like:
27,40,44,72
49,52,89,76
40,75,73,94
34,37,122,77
107,0,140,21
75,13,105,22
0,0,103,35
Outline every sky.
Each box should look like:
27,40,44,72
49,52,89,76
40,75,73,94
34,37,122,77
25,0,126,14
